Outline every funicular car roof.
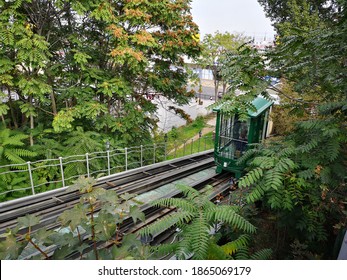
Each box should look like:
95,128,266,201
213,96,273,118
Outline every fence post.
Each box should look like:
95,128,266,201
86,153,90,177
59,157,65,188
125,148,128,171
140,145,143,167
204,136,207,150
183,141,186,156
107,150,110,176
191,139,194,154
164,142,167,161
27,161,35,195
198,130,202,152
153,144,156,164
174,142,177,158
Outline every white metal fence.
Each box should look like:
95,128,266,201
0,135,214,201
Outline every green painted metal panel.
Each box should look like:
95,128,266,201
248,97,273,118
213,96,273,118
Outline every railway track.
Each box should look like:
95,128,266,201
0,151,214,231
0,150,235,259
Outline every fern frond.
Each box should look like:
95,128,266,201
250,248,272,260
3,150,26,164
267,189,285,209
324,138,340,162
150,243,179,258
234,247,250,260
175,235,193,260
152,198,198,213
0,128,10,140
263,170,283,191
238,167,264,188
13,149,37,158
274,158,296,173
2,134,27,147
298,139,319,153
206,242,229,260
251,156,275,169
277,146,296,157
246,181,266,203
139,210,193,237
210,206,256,233
185,215,210,260
175,184,201,200
221,234,250,255
298,169,315,179
237,147,261,165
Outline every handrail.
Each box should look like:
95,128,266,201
0,135,214,201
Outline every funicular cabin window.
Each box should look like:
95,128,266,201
218,113,249,159
213,96,273,177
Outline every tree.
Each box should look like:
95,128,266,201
0,0,200,145
197,31,249,101
258,0,343,36
211,0,347,258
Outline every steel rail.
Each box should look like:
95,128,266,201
0,151,213,214
16,168,229,260
0,151,214,233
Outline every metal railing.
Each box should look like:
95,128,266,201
0,135,214,201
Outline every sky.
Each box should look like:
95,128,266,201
191,0,276,41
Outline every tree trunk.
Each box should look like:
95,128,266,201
48,75,57,115
222,82,227,94
30,114,34,146
1,115,5,126
214,79,219,101
29,96,34,146
8,89,18,129
50,91,57,116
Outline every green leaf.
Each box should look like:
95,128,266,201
0,232,28,260
120,192,137,201
58,206,87,231
17,214,40,229
94,211,117,241
129,205,145,224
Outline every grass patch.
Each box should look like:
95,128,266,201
167,131,214,159
154,113,216,160
167,115,205,142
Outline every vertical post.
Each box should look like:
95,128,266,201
204,136,207,150
153,144,156,164
183,141,186,156
164,134,168,161
191,139,194,154
106,141,110,176
174,142,177,158
27,161,35,195
59,157,65,188
262,110,269,142
198,130,202,152
86,153,90,177
164,143,167,161
107,150,110,176
125,148,128,171
140,145,143,167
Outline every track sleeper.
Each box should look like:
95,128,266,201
51,197,64,203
